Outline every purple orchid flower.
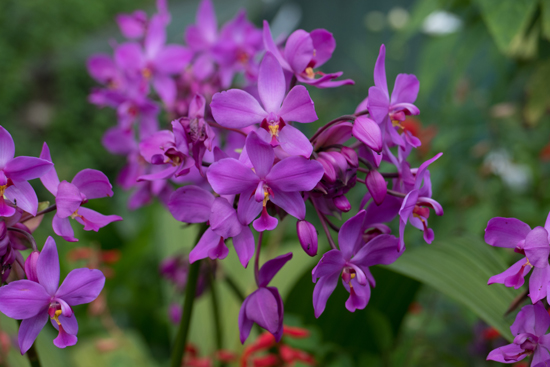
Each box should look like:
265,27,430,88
487,302,550,366
138,120,195,181
485,213,550,304
168,185,255,267
0,237,105,354
312,210,403,317
206,131,324,232
116,0,169,39
0,127,53,217
185,0,219,81
263,21,354,89
39,143,122,242
115,13,192,108
367,44,421,150
239,253,292,343
210,51,318,158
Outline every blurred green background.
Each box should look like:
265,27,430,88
1,0,549,366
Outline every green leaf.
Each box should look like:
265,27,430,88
524,61,550,126
474,0,538,56
541,0,550,40
387,236,517,342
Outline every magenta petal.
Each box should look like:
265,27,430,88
414,152,443,191
398,190,419,251
144,14,166,59
74,207,122,232
365,170,387,205
0,126,15,167
245,287,280,334
232,225,255,268
262,20,291,70
56,268,105,306
168,186,215,223
391,74,419,105
0,197,15,217
258,52,286,113
238,296,253,344
338,210,366,260
352,234,401,267
511,302,550,336
39,143,60,196
253,208,278,232
529,266,550,303
5,180,39,216
153,45,192,74
210,197,241,238
189,229,227,263
207,158,259,195
210,89,266,129
56,181,82,218
116,13,146,39
52,313,78,335
266,156,324,192
488,259,527,286
269,190,306,220
4,156,53,182
283,30,313,74
53,326,77,349
18,311,48,355
258,252,292,287
278,85,317,123
310,29,335,67
245,132,274,178
137,165,178,182
52,215,77,242
114,42,144,71
37,237,60,295
344,278,371,312
523,227,550,268
367,86,390,124
312,250,346,281
297,220,318,256
237,193,263,226
139,130,173,162
0,280,49,319
102,126,136,156
312,271,340,318
532,346,550,366
153,74,176,107
485,217,531,249
487,343,526,363
196,0,217,45
71,169,113,200
373,44,388,96
278,124,313,158
353,116,382,153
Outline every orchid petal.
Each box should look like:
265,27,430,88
258,52,286,113
278,85,317,123
266,156,324,192
258,252,292,287
5,180,39,216
56,268,105,305
18,311,48,355
278,124,313,158
0,280,49,319
284,30,313,74
168,186,215,223
71,169,113,200
210,89,266,129
0,126,15,167
485,217,531,249
207,158,259,195
4,156,53,182
39,142,59,196
390,74,419,105
245,132,274,178
52,215,77,242
269,190,306,220
338,210,366,260
232,225,255,268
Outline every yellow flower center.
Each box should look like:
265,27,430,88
268,124,279,137
305,67,315,79
52,309,62,326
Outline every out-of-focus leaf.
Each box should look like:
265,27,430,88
474,0,538,56
541,0,550,40
387,236,516,342
524,61,550,126
285,266,420,362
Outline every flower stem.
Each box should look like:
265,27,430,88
254,231,263,287
7,227,38,251
310,114,356,143
20,204,57,223
208,262,224,367
170,223,208,367
310,198,337,250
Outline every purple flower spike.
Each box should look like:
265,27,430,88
206,131,324,231
0,237,105,354
487,302,550,365
312,210,403,317
367,44,420,150
485,214,550,303
0,127,53,217
239,253,292,343
40,143,122,242
263,21,354,88
210,52,318,157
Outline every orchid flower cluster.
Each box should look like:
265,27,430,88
485,215,550,366
0,127,120,354
87,0,444,350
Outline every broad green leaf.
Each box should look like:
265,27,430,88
387,236,516,342
524,61,550,126
542,0,550,40
474,0,538,56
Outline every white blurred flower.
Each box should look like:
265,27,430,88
484,150,531,192
422,11,462,35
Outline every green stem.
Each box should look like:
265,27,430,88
17,320,41,367
170,223,208,367
208,264,224,367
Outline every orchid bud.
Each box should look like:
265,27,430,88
333,195,351,212
24,251,40,282
365,170,387,205
296,220,318,256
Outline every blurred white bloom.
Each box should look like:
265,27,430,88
422,11,462,35
484,150,531,192
388,7,409,30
